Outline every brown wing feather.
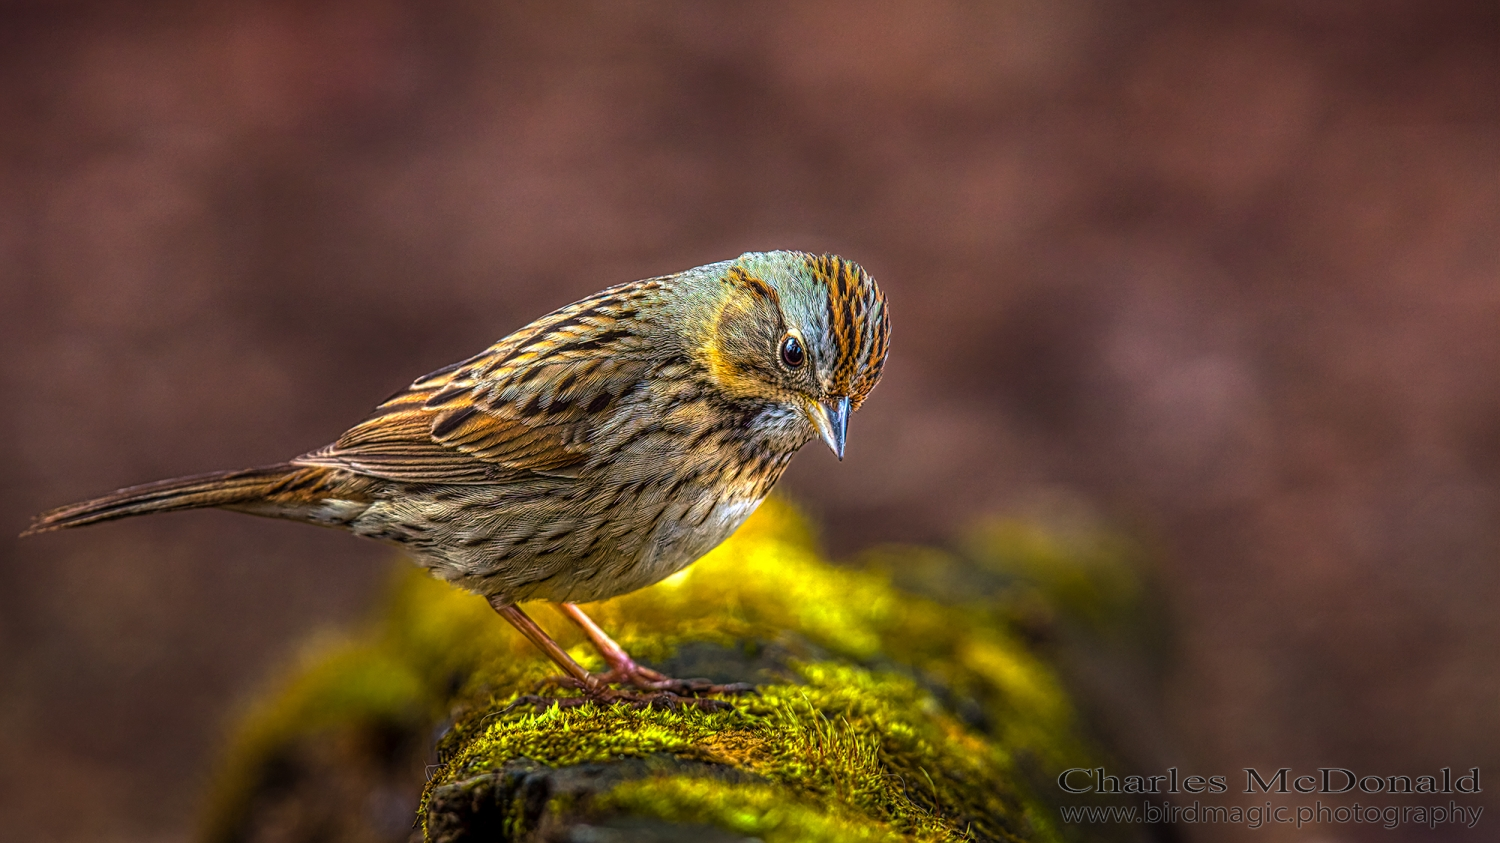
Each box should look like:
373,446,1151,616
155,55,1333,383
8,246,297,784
295,280,664,485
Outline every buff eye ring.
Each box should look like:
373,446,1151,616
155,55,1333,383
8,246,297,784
780,335,805,368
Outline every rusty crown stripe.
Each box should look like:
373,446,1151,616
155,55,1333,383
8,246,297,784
805,254,888,404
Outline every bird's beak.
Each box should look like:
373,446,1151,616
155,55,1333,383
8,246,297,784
808,396,851,460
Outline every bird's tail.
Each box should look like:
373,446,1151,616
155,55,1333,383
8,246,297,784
21,464,324,536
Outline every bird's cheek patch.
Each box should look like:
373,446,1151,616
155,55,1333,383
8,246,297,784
700,289,779,399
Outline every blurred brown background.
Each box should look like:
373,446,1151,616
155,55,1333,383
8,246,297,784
2,1,1497,841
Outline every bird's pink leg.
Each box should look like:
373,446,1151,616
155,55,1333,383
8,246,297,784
555,602,670,684
487,597,732,710
555,602,753,696
488,599,595,685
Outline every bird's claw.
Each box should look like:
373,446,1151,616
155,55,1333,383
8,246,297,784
506,680,735,713
595,670,755,697
593,659,758,697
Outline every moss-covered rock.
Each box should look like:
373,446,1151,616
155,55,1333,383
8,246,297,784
202,500,1132,843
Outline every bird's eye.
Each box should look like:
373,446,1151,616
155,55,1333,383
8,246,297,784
780,335,805,368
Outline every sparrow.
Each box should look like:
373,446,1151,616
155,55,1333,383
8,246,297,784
25,251,890,708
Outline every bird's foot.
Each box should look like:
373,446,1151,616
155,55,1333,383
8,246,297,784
507,678,734,712
593,658,756,697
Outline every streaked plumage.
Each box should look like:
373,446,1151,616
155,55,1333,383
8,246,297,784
25,251,890,706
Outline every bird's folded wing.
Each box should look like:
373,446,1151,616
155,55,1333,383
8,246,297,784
294,354,652,485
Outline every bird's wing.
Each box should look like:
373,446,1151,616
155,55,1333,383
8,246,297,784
295,282,663,485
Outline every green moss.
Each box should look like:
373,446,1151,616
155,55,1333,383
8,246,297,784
200,636,431,842
206,499,1115,842
435,663,1043,840
963,519,1148,636
600,778,907,843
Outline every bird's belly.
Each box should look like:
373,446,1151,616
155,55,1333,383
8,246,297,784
397,479,770,604
603,494,764,600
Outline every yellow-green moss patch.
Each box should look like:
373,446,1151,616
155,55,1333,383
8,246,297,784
206,499,1113,842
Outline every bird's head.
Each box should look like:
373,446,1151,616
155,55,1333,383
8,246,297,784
690,251,890,459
